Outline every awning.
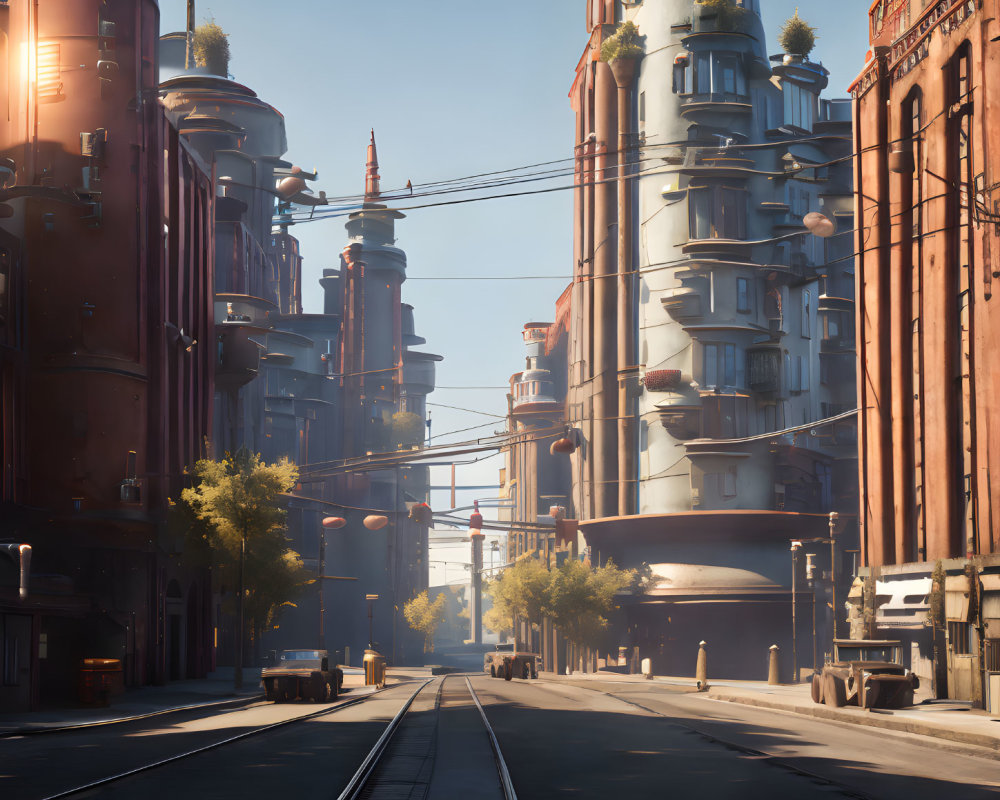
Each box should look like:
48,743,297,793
945,574,971,622
875,577,931,630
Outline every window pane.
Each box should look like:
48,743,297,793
724,344,736,386
704,344,718,387
737,278,750,313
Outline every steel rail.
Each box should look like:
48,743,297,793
336,678,434,800
465,676,518,800
38,684,401,800
542,680,877,800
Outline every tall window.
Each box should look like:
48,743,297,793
674,52,747,100
689,186,747,240
801,290,811,338
783,82,816,131
736,277,752,314
702,342,743,389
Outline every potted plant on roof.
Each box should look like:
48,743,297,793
193,20,231,77
600,20,644,88
695,0,746,33
778,8,817,65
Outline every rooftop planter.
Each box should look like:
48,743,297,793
692,0,750,34
193,21,230,77
777,10,817,63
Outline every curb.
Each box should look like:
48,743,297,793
707,689,1000,756
0,692,264,738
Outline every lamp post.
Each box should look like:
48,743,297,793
829,511,839,650
235,523,247,690
790,540,801,682
320,516,348,650
366,593,379,649
806,552,817,670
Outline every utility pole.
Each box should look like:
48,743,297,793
829,511,839,650
791,541,801,682
318,527,326,650
235,524,246,690
469,502,484,644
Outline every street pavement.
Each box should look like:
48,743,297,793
0,666,379,737
540,670,1000,756
3,668,999,799
475,674,1000,799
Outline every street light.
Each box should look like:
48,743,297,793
320,517,347,650
790,540,802,682
829,511,839,649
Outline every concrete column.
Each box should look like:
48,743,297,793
611,56,638,519
592,60,618,520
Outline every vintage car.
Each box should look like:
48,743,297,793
812,639,919,709
484,642,540,681
261,649,344,703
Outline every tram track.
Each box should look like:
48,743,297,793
35,681,424,800
341,674,516,800
31,674,516,800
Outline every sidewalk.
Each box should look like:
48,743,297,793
541,670,1000,756
0,667,266,737
0,666,388,738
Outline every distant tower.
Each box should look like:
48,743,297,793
364,129,381,203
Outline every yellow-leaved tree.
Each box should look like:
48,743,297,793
403,589,447,653
179,448,307,687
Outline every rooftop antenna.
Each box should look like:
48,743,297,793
185,0,196,70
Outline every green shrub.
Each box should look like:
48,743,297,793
778,8,817,57
600,20,643,62
193,21,230,76
696,0,746,31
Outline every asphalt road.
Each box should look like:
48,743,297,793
472,675,1000,799
0,685,409,800
3,675,999,799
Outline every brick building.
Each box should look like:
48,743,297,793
852,0,1000,709
0,0,216,709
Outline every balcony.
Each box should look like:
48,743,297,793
215,323,265,392
680,93,752,119
656,404,701,441
820,335,856,354
660,278,707,321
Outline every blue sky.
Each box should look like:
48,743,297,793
159,1,871,583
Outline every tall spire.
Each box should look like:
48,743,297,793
364,129,380,202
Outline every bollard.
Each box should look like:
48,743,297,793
695,640,708,689
641,657,653,680
768,644,780,685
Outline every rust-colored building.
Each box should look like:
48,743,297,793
852,0,1000,709
0,0,215,709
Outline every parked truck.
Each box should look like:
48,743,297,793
484,642,540,681
261,649,344,703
